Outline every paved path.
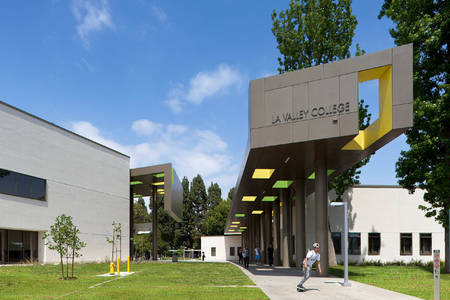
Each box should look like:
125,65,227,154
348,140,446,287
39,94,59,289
234,263,422,300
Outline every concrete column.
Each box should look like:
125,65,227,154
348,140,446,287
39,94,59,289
315,142,329,276
273,199,281,266
264,205,272,264
294,178,306,268
281,189,293,267
259,215,265,263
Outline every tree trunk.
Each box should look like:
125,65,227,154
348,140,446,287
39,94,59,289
445,226,449,273
60,254,64,280
72,248,75,278
111,230,115,263
328,219,337,266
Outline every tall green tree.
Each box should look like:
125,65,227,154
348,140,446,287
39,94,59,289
181,177,194,248
134,197,150,224
379,0,450,273
271,0,357,73
189,175,208,248
204,199,231,236
207,183,222,211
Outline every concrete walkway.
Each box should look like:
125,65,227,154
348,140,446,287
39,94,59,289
234,263,423,300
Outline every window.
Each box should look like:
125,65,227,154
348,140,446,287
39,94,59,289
400,233,412,255
368,233,381,255
230,247,235,256
0,168,46,201
332,232,342,255
420,233,432,255
211,247,216,257
348,232,361,255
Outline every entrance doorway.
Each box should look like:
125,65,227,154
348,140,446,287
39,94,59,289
1,230,38,263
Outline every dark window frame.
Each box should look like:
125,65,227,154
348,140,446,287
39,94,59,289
348,232,361,255
420,233,432,256
0,168,46,201
400,233,413,256
368,233,381,255
211,247,216,257
230,246,235,256
331,232,342,255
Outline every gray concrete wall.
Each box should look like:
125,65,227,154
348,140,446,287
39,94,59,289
0,103,130,263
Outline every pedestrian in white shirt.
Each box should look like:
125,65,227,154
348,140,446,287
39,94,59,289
297,242,322,292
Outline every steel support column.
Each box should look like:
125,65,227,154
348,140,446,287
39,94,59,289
315,142,329,275
273,198,281,266
264,205,272,264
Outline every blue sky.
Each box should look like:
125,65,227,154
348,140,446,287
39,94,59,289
0,0,408,196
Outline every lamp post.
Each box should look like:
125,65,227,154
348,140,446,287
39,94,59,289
329,201,350,287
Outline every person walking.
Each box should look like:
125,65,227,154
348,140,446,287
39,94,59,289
242,245,250,269
267,244,274,266
238,248,243,265
201,252,205,262
254,246,260,265
297,242,322,292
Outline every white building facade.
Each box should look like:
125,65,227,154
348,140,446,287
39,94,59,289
201,235,242,262
304,186,446,264
0,102,130,264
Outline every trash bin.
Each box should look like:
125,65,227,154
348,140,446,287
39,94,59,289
172,253,178,262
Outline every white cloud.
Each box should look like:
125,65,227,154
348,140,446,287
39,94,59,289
132,119,163,137
165,64,244,113
71,120,238,193
72,0,114,49
151,5,167,23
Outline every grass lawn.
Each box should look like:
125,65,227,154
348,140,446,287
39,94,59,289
0,262,268,299
329,265,450,300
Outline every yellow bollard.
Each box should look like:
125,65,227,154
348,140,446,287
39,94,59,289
127,256,130,273
117,258,120,276
109,262,115,275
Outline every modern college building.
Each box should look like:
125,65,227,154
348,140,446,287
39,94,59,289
0,101,182,264
224,44,419,274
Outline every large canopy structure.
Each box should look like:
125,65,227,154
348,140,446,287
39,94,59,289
130,163,183,259
225,44,413,274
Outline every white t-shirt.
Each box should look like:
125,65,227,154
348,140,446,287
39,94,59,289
306,250,320,267
255,248,260,256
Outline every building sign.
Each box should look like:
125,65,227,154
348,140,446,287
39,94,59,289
272,102,351,125
434,249,440,300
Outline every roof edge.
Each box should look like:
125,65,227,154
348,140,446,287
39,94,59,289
0,101,130,159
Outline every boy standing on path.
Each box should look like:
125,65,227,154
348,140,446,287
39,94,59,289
297,243,322,292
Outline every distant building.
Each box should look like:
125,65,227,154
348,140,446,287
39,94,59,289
201,235,241,262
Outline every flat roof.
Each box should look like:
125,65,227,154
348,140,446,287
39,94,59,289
0,101,129,158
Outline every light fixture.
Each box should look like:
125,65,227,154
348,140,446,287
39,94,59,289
242,196,257,202
153,173,164,178
133,194,143,197
130,181,143,185
252,169,275,179
240,227,247,229
251,210,263,215
262,196,278,202
230,225,238,228
229,229,235,232
272,180,293,188
284,157,290,163
308,169,335,179
152,182,164,186
235,214,245,217
232,221,240,224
